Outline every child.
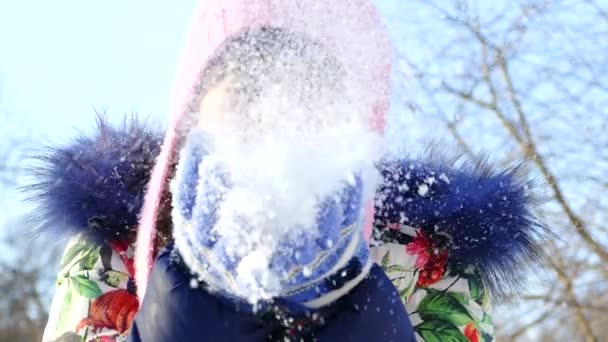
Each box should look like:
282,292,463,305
31,1,545,341
129,26,414,341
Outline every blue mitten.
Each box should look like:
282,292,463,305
171,130,371,308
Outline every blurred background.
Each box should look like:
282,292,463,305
0,0,606,340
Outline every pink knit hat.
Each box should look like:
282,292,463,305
135,0,393,301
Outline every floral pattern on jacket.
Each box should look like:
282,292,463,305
370,224,494,342
42,235,138,342
45,226,494,342
45,227,495,342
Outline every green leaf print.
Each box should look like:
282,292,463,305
60,242,88,270
69,275,103,299
398,271,418,300
481,313,493,326
60,240,98,273
417,289,476,326
385,264,412,273
468,277,481,302
416,319,469,342
477,313,494,337
56,286,73,335
79,246,100,270
101,269,129,288
465,272,487,304
381,250,390,268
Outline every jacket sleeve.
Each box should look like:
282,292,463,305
42,234,138,342
370,156,546,341
371,238,494,342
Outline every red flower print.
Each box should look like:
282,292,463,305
406,230,448,287
464,322,480,342
108,240,135,278
416,251,448,287
77,289,139,335
406,231,433,268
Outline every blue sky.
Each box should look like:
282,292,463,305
0,0,413,138
0,0,198,131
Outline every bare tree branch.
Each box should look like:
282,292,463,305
547,254,598,342
437,7,608,264
404,1,608,339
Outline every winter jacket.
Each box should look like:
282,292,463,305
30,118,544,341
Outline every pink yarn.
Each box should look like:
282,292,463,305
135,0,393,302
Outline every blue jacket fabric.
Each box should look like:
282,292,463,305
129,246,415,342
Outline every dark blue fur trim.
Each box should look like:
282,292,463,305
23,114,163,243
21,113,545,299
375,155,546,299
